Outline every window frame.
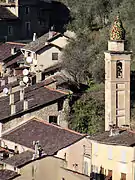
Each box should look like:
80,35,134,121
49,116,57,124
121,150,126,163
8,26,13,36
108,147,113,160
25,6,30,15
116,60,123,78
25,22,31,32
52,52,58,61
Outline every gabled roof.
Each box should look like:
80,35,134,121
21,32,68,53
0,169,19,180
21,33,49,52
0,42,25,62
3,117,85,155
0,7,18,20
90,129,135,147
0,82,68,121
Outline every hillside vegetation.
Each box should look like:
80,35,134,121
58,0,135,134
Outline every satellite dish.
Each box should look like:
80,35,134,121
23,69,29,76
26,56,33,64
3,87,9,95
23,76,29,84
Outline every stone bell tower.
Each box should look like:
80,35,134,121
105,16,132,131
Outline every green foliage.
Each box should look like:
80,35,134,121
59,0,135,132
69,92,105,134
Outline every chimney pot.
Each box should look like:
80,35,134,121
11,104,16,115
11,47,17,55
36,71,42,83
33,33,37,41
1,79,5,86
24,100,28,110
20,89,24,101
9,93,14,105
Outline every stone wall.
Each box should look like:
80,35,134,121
2,98,69,133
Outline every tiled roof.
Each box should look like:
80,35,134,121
0,7,18,20
0,82,67,121
5,54,23,67
21,33,49,52
3,118,85,155
0,169,19,180
0,80,19,93
21,32,64,52
90,129,135,146
3,150,33,168
0,42,25,62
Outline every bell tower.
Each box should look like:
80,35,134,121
105,16,132,131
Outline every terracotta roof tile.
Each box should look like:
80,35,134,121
3,118,85,155
90,130,135,146
3,150,33,168
0,169,19,180
0,82,67,120
0,42,24,62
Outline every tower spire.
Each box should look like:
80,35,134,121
104,16,132,131
110,15,125,40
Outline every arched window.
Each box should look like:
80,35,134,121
116,61,123,78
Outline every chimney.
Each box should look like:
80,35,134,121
1,79,5,86
8,76,17,84
109,125,119,137
11,47,17,55
9,93,14,105
36,71,42,83
48,26,54,39
33,33,37,42
24,99,28,111
11,104,16,115
20,88,24,101
9,88,16,115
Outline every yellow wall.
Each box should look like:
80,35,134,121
56,138,91,175
91,141,134,180
15,156,89,180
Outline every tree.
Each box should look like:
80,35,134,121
69,88,105,134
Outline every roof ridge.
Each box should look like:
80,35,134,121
127,129,135,134
6,42,26,46
2,116,37,136
33,117,85,136
44,86,69,95
3,116,84,137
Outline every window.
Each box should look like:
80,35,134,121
52,53,58,60
25,6,30,14
116,60,123,78
121,150,126,163
121,173,126,180
108,170,112,178
8,26,13,36
94,143,98,155
49,116,57,124
84,161,88,175
25,22,31,33
108,147,112,160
